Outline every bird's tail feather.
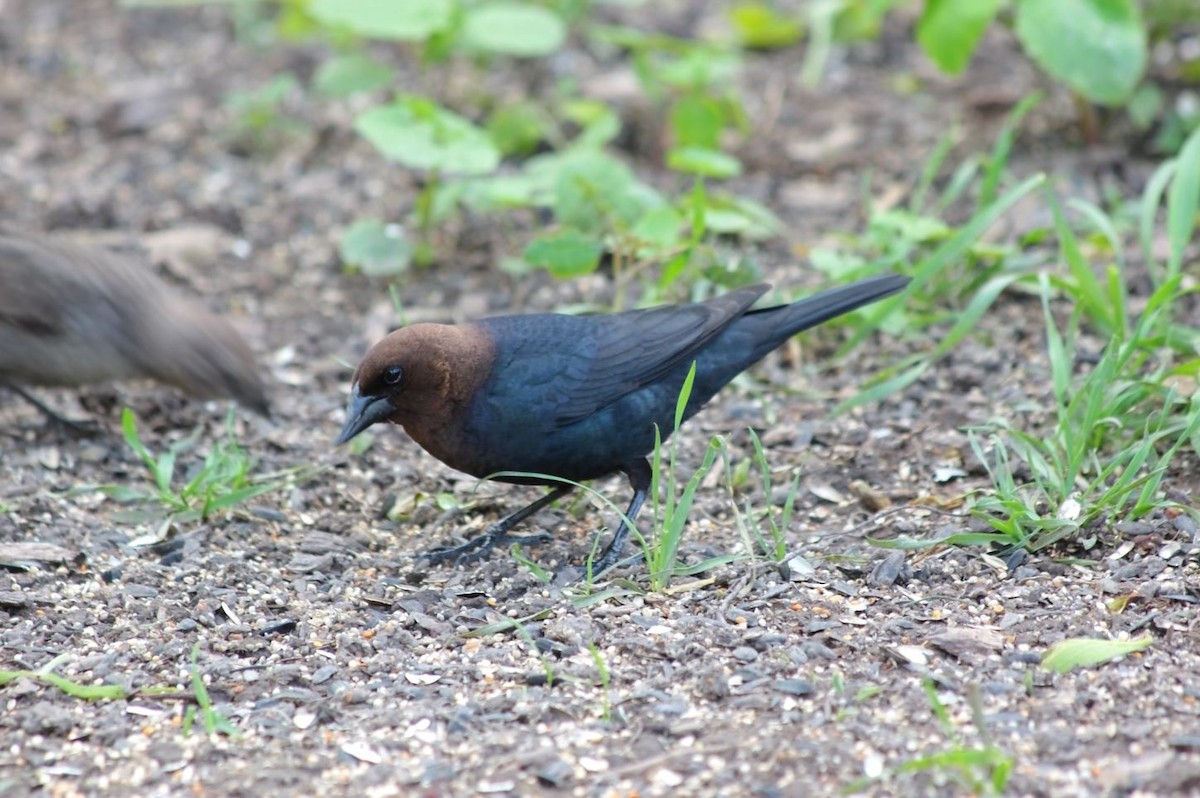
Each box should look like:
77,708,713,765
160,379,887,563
767,274,908,331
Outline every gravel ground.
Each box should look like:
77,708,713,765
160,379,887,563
2,2,1200,796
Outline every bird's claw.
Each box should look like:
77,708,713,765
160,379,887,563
4,384,101,436
554,549,644,584
418,530,553,567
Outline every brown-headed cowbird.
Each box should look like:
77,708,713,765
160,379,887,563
0,230,269,418
337,275,908,574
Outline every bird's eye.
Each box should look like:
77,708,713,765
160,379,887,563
382,366,403,386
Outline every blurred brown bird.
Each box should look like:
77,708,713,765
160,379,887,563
0,229,270,419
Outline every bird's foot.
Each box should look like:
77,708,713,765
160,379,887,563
4,384,100,436
554,550,645,585
43,412,102,436
589,548,643,576
419,527,553,566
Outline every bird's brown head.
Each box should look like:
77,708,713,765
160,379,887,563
335,323,494,446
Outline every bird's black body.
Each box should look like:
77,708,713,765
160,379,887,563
337,274,909,575
455,277,907,483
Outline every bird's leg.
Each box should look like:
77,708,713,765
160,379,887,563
587,458,652,576
420,485,575,566
1,382,98,434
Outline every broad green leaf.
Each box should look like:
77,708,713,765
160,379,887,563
547,151,649,233
870,209,951,243
729,3,804,50
561,100,622,148
1041,635,1152,673
1127,83,1164,130
833,0,906,42
462,3,567,57
461,174,539,211
486,102,546,157
658,50,741,91
632,206,684,250
524,231,603,278
917,0,1005,74
670,95,724,150
685,192,781,240
313,53,393,97
1014,0,1146,105
553,155,632,232
667,146,742,178
308,0,452,41
354,99,500,175
339,218,413,276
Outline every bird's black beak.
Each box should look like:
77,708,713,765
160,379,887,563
335,385,394,445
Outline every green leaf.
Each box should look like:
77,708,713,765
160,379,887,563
461,174,539,211
631,206,684,250
1014,0,1146,105
354,98,501,175
339,218,413,276
833,0,906,42
462,3,567,57
308,0,452,41
486,102,547,157
1041,635,1152,673
917,0,1005,74
667,146,742,178
870,209,951,243
225,73,298,112
728,2,804,50
561,100,621,148
544,151,658,234
1127,83,1164,130
684,192,781,240
524,230,603,278
658,50,741,91
669,95,724,150
313,53,393,97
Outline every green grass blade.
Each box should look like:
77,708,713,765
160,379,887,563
978,92,1041,209
1039,274,1071,409
1139,159,1176,284
910,128,959,213
674,360,698,432
838,174,1046,357
834,360,927,415
121,408,156,471
0,670,131,700
868,532,1014,550
1048,193,1118,337
1042,635,1152,673
1166,125,1200,281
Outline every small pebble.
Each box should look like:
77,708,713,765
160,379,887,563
769,678,814,696
536,760,572,788
311,665,338,685
732,646,759,663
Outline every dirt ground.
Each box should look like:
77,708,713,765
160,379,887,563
3,2,1200,796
